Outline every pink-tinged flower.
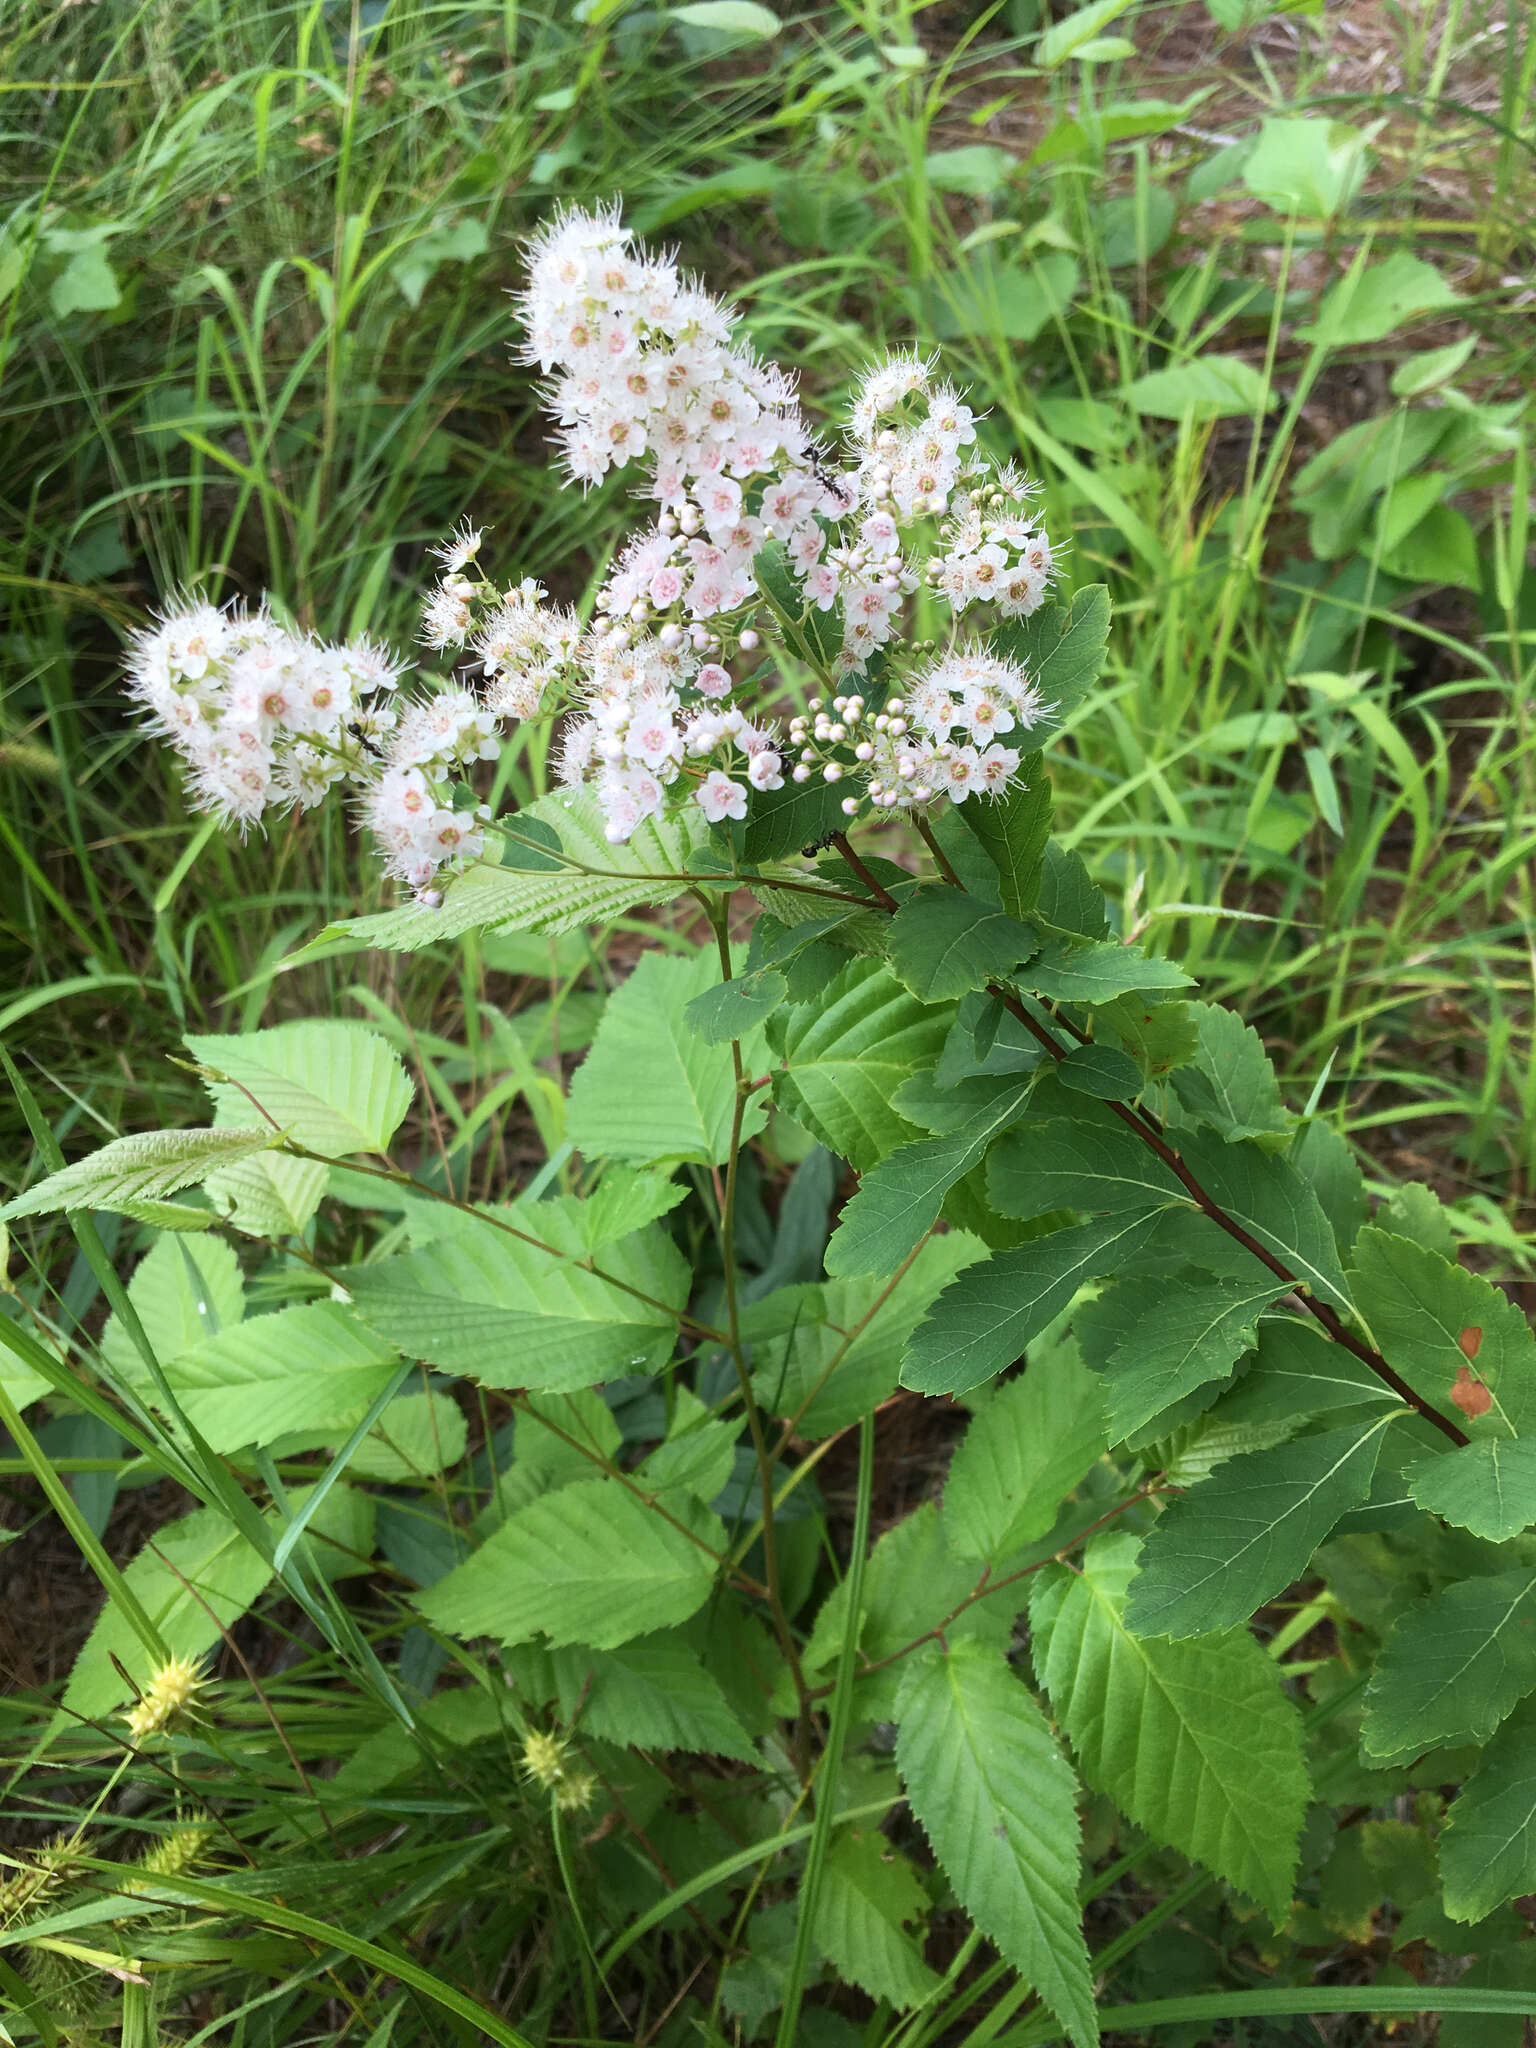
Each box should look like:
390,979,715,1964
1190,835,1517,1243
695,663,732,699
805,563,841,611
976,744,1022,793
629,713,680,769
746,749,784,791
696,771,748,823
941,745,982,801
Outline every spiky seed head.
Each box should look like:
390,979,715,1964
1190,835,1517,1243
123,1654,206,1745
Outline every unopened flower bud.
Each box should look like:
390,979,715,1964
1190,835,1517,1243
739,628,760,651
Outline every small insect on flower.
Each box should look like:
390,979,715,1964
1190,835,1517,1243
123,1654,208,1745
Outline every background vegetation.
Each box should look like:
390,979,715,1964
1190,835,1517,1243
2,0,1533,2041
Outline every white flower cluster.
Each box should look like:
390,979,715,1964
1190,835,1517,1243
848,351,978,517
929,472,1058,619
129,206,1069,889
517,202,814,504
554,634,784,844
786,647,1045,816
125,601,401,827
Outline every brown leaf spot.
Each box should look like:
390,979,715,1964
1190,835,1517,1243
1451,1365,1492,1420
1459,1326,1484,1361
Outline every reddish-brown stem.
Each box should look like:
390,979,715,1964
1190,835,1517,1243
805,1487,1161,1700
987,984,1468,1447
831,833,900,910
826,832,1470,1449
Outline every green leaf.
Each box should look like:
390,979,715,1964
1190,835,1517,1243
1124,357,1275,420
344,1199,687,1390
1289,1118,1369,1255
1406,1439,1536,1543
903,1210,1168,1396
1,1127,277,1223
186,1020,413,1159
741,770,847,864
638,1404,739,1506
752,1232,987,1438
943,1348,1108,1561
1212,1314,1400,1429
805,1501,1015,1716
389,215,490,308
1297,249,1463,346
685,968,788,1045
1391,334,1477,399
160,1302,400,1451
1440,1699,1536,1922
484,1389,622,1522
1020,938,1194,1003
1361,1572,1536,1762
824,1076,1035,1278
1349,1226,1536,1436
100,1234,245,1384
817,1831,941,2010
1096,1273,1291,1441
568,948,769,1166
753,534,841,673
1036,0,1134,65
417,1479,721,1650
1176,1129,1351,1312
1125,1413,1398,1638
310,787,703,953
1171,1002,1292,1145
988,1103,1191,1219
1031,1530,1310,1920
50,245,120,317
204,1148,327,1239
1057,1043,1143,1100
348,1391,467,1481
1380,501,1482,593
1091,995,1200,1082
495,812,565,870
673,1,781,37
1034,844,1110,941
954,752,1051,916
887,888,1037,1004
997,584,1112,734
921,251,1080,346
773,958,953,1172
924,143,1018,196
896,1638,1096,2045
63,1506,273,1721
1241,115,1370,218
555,1633,758,1760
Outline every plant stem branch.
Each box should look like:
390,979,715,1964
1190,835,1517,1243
831,831,899,909
821,830,1469,1449
988,986,1469,1446
914,811,963,888
706,900,814,1765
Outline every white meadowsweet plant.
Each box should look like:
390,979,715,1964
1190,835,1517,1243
127,204,1061,890
51,200,1519,2048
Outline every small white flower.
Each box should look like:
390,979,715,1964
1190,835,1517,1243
696,771,748,823
432,521,484,574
